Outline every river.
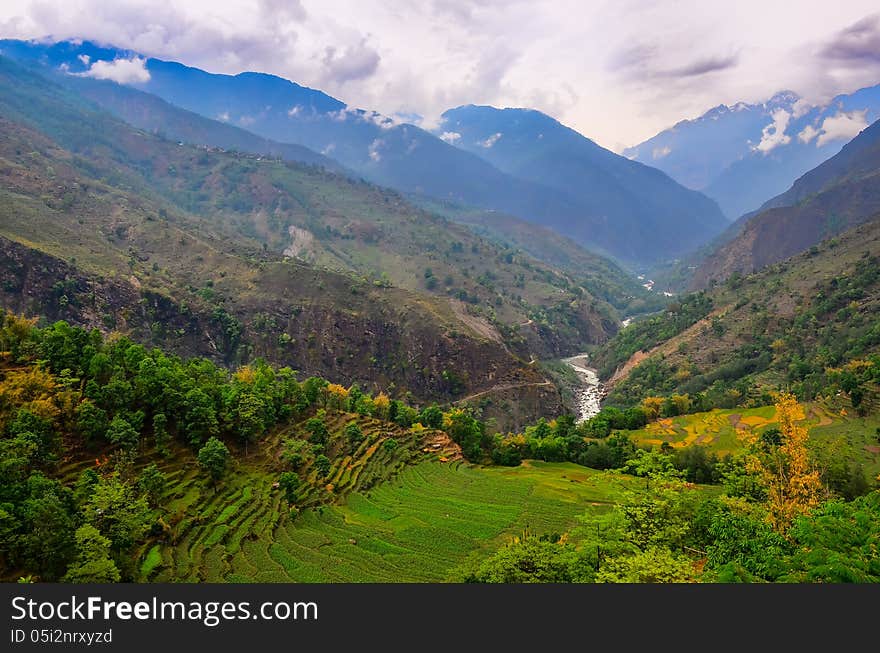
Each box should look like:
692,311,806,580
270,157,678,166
562,353,604,423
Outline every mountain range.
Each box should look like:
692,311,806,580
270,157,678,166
627,86,880,219
692,116,880,288
0,38,727,266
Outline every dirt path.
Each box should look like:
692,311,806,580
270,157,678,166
453,380,554,404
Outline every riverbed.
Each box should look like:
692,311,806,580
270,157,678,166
562,353,604,423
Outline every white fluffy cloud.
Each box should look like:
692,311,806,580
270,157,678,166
797,109,869,146
368,138,384,162
754,109,791,154
798,124,820,143
652,145,671,159
80,56,150,83
439,131,461,143
477,132,502,148
816,109,869,146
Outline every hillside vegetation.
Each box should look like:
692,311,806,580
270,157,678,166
596,218,880,414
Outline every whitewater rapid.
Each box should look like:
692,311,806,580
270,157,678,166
562,353,604,423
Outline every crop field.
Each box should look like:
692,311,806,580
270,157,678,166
625,402,880,475
136,457,644,582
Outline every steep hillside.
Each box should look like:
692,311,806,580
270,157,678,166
693,119,880,287
417,199,666,316
0,55,574,426
438,105,727,262
596,218,880,411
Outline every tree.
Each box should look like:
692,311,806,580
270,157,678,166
183,388,219,447
305,417,329,446
597,547,694,583
138,464,167,508
106,415,139,452
197,437,230,485
344,422,364,451
62,525,121,583
20,486,76,581
278,472,300,504
281,437,309,470
753,394,824,532
419,405,443,429
467,535,593,583
82,475,151,553
75,400,109,445
234,393,266,454
314,454,331,478
152,412,170,456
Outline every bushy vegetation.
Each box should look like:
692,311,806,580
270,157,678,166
472,399,880,583
0,312,455,581
593,293,713,379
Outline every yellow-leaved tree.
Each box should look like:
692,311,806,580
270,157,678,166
754,393,824,533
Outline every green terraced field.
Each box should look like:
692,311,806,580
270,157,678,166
138,459,644,583
624,402,880,475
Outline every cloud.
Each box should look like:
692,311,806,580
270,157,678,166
608,44,738,80
439,131,461,143
287,105,302,117
320,39,380,84
652,145,671,159
791,97,813,118
80,56,150,83
668,54,739,78
217,111,230,122
754,108,791,153
477,132,502,148
816,109,869,146
3,0,880,150
368,138,384,162
77,53,90,65
798,124,819,143
821,14,880,63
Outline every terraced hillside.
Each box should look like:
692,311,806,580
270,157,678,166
623,401,880,478
143,460,642,583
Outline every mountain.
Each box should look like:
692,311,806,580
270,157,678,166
692,118,880,288
437,105,727,263
0,39,726,266
626,86,880,219
57,71,345,172
0,54,589,429
594,216,880,414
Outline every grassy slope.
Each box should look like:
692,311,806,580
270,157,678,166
624,402,880,477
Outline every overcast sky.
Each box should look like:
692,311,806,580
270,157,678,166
2,0,880,151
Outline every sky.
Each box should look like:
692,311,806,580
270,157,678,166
1,0,880,152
